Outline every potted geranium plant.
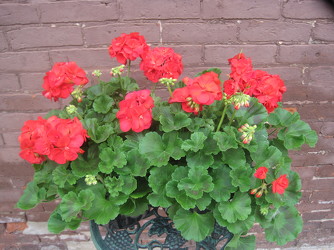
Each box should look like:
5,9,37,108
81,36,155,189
16,32,318,249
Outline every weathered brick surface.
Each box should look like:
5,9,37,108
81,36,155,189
0,4,39,25
282,0,334,19
0,52,51,72
39,1,119,23
314,22,334,41
202,0,281,19
84,23,161,46
163,23,237,44
205,45,277,65
7,26,83,50
121,0,201,20
278,45,334,65
239,20,312,42
0,0,333,248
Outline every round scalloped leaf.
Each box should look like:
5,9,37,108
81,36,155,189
225,234,256,250
210,167,237,202
264,206,303,246
93,94,114,114
218,192,252,224
173,209,215,242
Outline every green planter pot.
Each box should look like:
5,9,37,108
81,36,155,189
90,207,233,250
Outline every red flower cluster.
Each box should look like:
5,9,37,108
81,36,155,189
42,62,88,101
223,53,286,113
272,174,289,194
108,32,149,65
254,166,268,179
19,116,88,164
169,72,222,114
140,47,183,83
116,90,154,132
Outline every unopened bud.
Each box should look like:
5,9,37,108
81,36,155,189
255,190,263,198
66,105,77,115
92,70,102,77
250,188,258,195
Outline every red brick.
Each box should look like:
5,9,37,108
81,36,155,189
204,45,277,65
317,165,334,178
19,73,44,91
0,212,26,223
49,48,115,70
0,51,50,72
39,1,119,23
308,66,334,87
0,4,39,25
321,221,334,229
282,83,307,102
2,132,20,147
319,122,334,136
6,222,27,233
0,188,24,203
0,74,20,91
202,0,280,19
302,210,334,222
0,113,45,132
311,190,334,202
303,178,334,191
0,32,8,52
0,94,60,112
163,23,237,44
84,23,160,46
282,0,334,19
26,211,52,222
122,0,200,20
314,22,334,41
278,45,334,65
239,20,311,42
7,26,83,50
258,66,303,83
294,166,317,179
0,234,39,244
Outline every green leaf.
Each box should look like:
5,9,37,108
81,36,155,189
121,149,150,177
119,198,136,215
34,161,58,184
214,207,255,235
225,234,256,250
71,154,99,177
268,108,300,127
83,118,113,143
160,109,192,132
222,148,246,169
147,165,176,207
83,184,120,224
86,84,103,100
173,209,215,241
264,206,303,246
93,94,114,114
182,132,207,152
59,189,94,222
120,76,139,92
104,176,124,197
210,167,237,202
278,120,318,150
218,192,252,223
99,147,127,170
118,174,137,196
213,131,238,152
52,165,77,188
195,68,222,77
48,210,67,234
178,166,214,199
230,166,253,192
16,181,44,210
166,180,196,210
233,97,268,125
251,145,282,168
139,132,169,167
139,132,185,167
186,151,214,169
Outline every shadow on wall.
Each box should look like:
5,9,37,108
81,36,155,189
324,0,334,9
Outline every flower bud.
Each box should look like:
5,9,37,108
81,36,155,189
85,175,97,186
66,105,77,115
255,190,263,198
92,70,102,77
250,188,258,195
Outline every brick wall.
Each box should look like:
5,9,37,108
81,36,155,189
0,0,333,248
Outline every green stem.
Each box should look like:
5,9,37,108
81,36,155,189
127,60,131,77
228,109,237,126
167,83,173,97
216,104,228,132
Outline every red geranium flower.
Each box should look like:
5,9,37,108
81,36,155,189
42,62,88,101
254,166,268,179
169,72,222,114
18,116,88,165
108,32,149,65
116,90,154,132
140,47,183,83
272,174,289,194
